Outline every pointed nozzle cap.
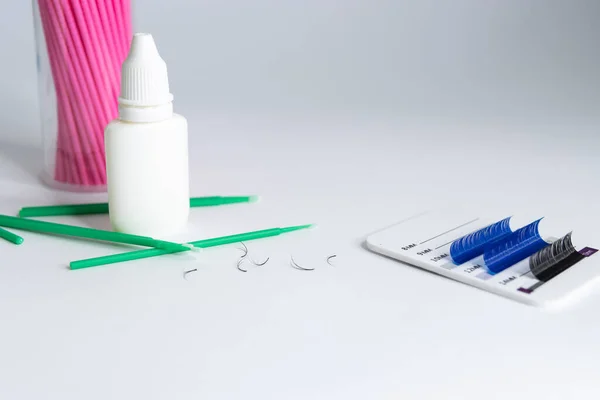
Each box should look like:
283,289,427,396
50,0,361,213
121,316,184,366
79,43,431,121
119,33,173,108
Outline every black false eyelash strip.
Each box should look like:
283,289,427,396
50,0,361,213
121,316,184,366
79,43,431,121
530,233,583,282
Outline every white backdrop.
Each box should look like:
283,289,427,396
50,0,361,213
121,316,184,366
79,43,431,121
1,1,600,399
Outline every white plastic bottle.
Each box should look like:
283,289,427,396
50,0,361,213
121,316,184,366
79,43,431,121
105,33,189,236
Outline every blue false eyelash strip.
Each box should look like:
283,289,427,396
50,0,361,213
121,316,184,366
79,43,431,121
450,217,512,265
483,219,549,274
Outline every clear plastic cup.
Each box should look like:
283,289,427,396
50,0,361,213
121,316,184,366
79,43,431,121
32,0,132,192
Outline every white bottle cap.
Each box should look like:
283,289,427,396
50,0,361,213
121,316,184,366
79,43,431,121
118,33,174,122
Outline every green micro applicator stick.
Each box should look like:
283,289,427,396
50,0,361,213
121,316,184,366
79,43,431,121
18,196,259,217
0,214,196,252
70,224,313,270
0,226,24,245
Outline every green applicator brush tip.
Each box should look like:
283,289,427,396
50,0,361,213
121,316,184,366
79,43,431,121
248,195,260,203
188,196,259,207
280,224,315,234
181,243,202,252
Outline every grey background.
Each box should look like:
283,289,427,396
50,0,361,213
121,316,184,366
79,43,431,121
133,0,600,120
2,0,599,136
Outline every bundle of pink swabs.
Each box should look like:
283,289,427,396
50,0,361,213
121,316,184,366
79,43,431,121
37,0,132,187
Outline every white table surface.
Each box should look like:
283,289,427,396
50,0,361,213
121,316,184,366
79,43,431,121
1,1,600,399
